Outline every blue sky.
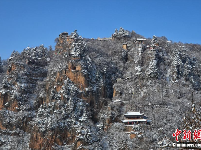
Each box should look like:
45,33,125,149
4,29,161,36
0,0,201,60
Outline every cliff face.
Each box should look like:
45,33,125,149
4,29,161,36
1,29,201,149
26,31,113,149
0,46,49,149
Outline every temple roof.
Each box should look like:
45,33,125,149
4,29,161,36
122,119,147,122
124,112,144,116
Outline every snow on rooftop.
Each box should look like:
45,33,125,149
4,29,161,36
122,119,147,122
124,112,144,116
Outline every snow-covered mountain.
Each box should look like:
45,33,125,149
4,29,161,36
0,28,201,149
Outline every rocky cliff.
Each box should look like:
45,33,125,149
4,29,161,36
0,28,201,149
